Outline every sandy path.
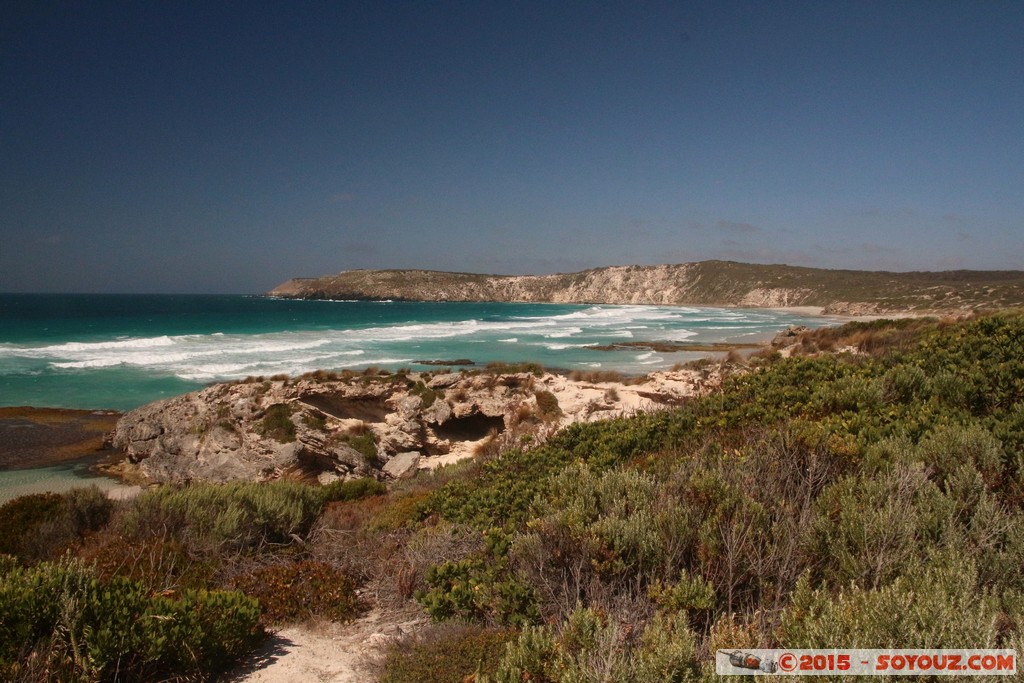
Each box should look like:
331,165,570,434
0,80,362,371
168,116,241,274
229,608,426,683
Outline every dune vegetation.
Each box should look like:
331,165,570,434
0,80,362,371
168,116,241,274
3,311,1024,681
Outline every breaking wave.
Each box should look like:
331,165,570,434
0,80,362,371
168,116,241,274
0,301,838,407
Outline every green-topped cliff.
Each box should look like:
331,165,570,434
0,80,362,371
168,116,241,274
268,260,1024,314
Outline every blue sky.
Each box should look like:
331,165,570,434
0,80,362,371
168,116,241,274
2,1,1022,293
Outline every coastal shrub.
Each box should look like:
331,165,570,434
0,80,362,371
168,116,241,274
80,530,217,592
320,476,387,503
510,463,675,620
915,423,1005,490
119,480,328,552
303,369,341,383
814,375,884,414
781,554,1001,649
258,402,296,442
0,558,263,682
410,381,441,409
484,362,545,377
422,410,695,530
882,363,929,403
809,464,950,589
533,390,563,422
481,607,621,682
479,606,701,683
81,481,384,594
0,487,114,563
348,432,380,466
376,623,517,683
230,560,360,625
418,552,539,626
0,493,67,559
567,369,628,383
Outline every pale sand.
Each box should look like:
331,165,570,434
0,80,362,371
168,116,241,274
769,305,942,322
229,609,426,683
0,466,140,504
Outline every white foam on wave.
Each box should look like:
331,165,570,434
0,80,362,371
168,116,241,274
50,359,125,369
662,329,698,341
545,327,583,339
2,303,822,385
38,335,178,353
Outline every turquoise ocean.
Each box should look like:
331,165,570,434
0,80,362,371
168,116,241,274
0,294,840,499
0,294,840,412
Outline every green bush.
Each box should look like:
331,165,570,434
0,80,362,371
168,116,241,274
533,390,563,422
417,549,538,627
259,403,296,442
510,463,673,619
480,606,700,683
319,476,387,503
347,432,380,466
0,558,263,682
809,464,950,589
119,480,328,552
410,381,441,409
781,554,1002,649
377,623,517,683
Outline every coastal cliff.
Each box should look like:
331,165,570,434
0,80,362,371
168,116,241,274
268,260,1024,314
110,365,722,486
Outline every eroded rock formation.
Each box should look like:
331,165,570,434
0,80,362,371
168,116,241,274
111,367,719,485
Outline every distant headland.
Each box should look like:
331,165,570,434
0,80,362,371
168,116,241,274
267,260,1024,315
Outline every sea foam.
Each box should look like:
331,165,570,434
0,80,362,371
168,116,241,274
1,300,839,409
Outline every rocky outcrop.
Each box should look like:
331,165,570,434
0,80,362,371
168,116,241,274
111,367,719,486
268,261,1024,313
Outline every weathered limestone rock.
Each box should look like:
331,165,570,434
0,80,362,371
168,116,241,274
109,366,716,485
383,451,421,479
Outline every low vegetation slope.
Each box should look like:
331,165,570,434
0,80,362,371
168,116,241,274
378,310,1024,681
3,311,1024,681
268,260,1024,313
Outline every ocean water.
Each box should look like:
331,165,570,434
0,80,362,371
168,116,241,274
0,461,137,504
0,294,838,411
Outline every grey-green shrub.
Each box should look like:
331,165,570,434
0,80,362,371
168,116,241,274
781,553,1001,649
511,463,671,620
810,464,950,589
0,558,262,681
481,606,700,683
119,480,327,551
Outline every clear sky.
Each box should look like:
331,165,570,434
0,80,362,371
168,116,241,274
2,1,1023,293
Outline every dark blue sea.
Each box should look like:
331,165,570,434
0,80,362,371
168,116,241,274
0,294,837,411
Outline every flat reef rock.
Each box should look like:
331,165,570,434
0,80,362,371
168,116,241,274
0,407,121,470
110,367,721,485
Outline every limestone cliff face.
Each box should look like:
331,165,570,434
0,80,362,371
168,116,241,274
109,368,715,485
268,262,812,307
112,371,525,484
268,261,1024,313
